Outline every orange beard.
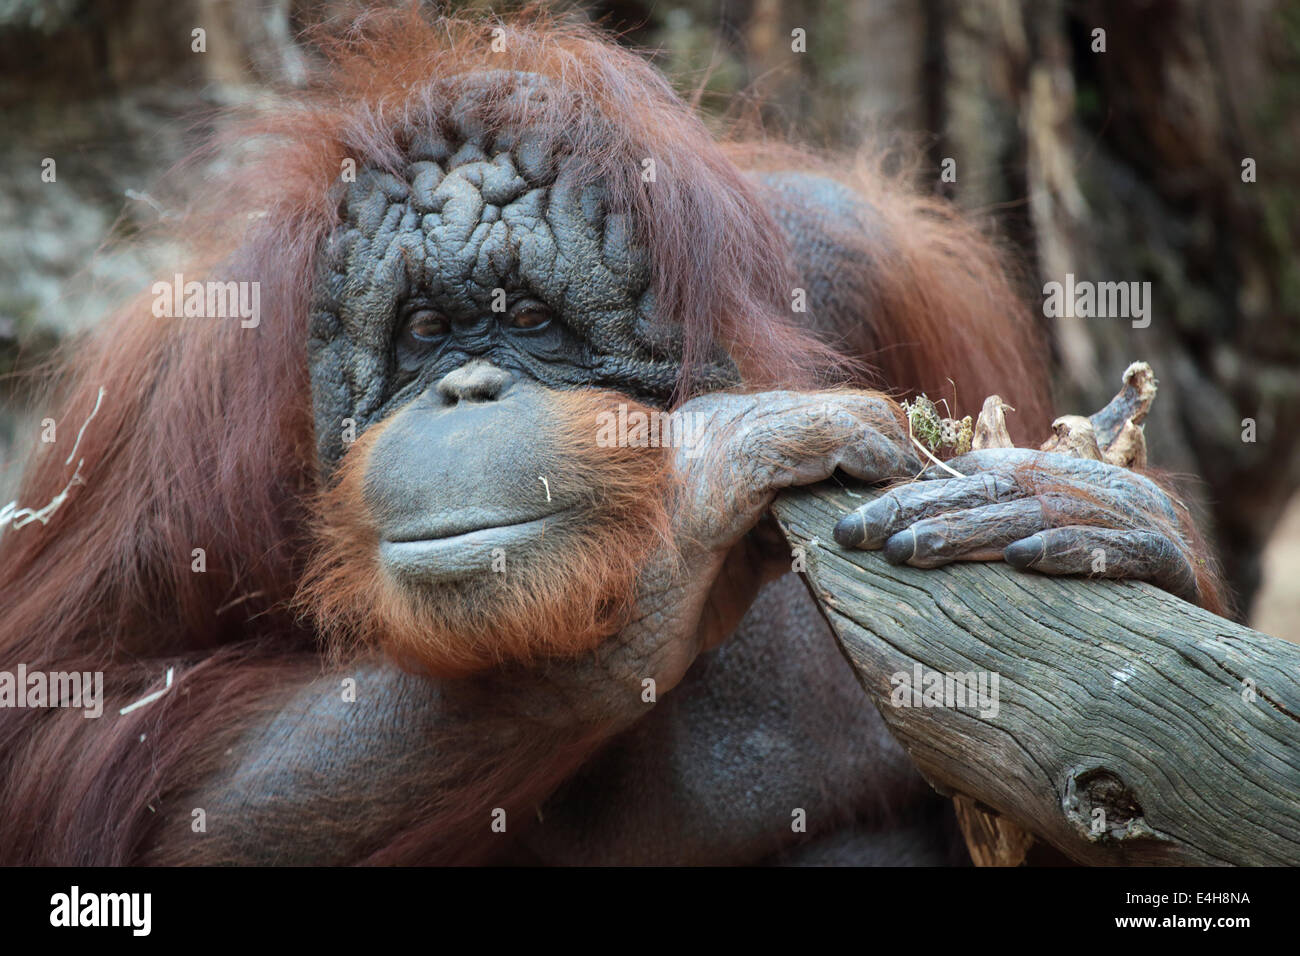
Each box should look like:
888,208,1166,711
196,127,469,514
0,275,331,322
299,391,674,678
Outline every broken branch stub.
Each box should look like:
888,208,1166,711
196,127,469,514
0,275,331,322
1044,361,1155,468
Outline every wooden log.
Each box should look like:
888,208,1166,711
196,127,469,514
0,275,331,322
772,481,1300,866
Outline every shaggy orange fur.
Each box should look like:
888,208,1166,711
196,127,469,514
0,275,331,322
301,391,675,677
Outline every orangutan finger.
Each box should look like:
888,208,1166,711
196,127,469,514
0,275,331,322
1003,527,1200,604
879,493,1148,568
829,422,923,485
833,472,1021,549
919,449,1177,521
917,448,1049,479
881,499,1049,568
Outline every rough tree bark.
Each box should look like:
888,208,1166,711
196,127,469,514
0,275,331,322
773,481,1300,866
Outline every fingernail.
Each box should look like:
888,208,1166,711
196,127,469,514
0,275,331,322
835,508,885,549
832,513,865,548
1004,534,1045,570
882,529,916,565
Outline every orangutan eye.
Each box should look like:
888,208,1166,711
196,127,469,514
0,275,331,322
404,308,450,343
508,302,553,332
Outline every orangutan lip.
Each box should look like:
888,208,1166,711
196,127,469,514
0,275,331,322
381,510,574,545
379,513,572,583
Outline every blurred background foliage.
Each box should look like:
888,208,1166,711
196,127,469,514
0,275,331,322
1,0,1297,633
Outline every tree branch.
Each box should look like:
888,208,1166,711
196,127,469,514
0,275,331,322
773,481,1300,866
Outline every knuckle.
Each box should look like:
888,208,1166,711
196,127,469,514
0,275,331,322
912,525,948,556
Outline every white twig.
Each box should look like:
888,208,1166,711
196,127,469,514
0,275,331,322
0,387,105,534
119,667,175,716
910,435,963,478
906,412,963,479
66,385,105,465
2,458,86,530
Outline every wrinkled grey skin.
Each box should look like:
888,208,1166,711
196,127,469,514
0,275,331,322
308,86,735,475
308,157,658,473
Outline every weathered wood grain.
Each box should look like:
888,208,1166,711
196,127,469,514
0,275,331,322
772,481,1300,866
